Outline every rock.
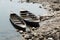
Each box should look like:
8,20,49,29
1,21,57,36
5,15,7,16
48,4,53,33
32,27,37,31
39,6,42,8
47,37,54,40
24,34,32,39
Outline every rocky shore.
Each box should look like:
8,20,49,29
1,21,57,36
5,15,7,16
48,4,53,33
19,2,60,40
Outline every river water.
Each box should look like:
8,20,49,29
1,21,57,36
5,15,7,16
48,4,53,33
0,0,48,40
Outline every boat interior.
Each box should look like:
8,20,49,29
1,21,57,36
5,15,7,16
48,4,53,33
10,14,25,25
20,11,39,21
28,13,39,20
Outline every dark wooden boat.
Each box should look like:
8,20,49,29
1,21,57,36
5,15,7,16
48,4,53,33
20,10,40,28
9,13,26,32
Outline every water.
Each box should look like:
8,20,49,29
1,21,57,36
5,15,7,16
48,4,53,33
0,0,48,40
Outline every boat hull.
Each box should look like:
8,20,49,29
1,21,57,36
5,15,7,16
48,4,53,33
10,19,26,32
24,20,40,28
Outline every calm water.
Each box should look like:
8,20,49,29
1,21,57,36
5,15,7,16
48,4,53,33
0,0,48,40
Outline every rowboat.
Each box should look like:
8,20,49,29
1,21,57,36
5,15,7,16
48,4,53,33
9,13,26,32
20,10,40,28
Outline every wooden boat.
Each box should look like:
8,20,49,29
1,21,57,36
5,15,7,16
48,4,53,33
20,10,40,28
9,13,26,32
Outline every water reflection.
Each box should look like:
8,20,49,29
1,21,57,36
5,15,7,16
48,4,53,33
0,0,48,40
